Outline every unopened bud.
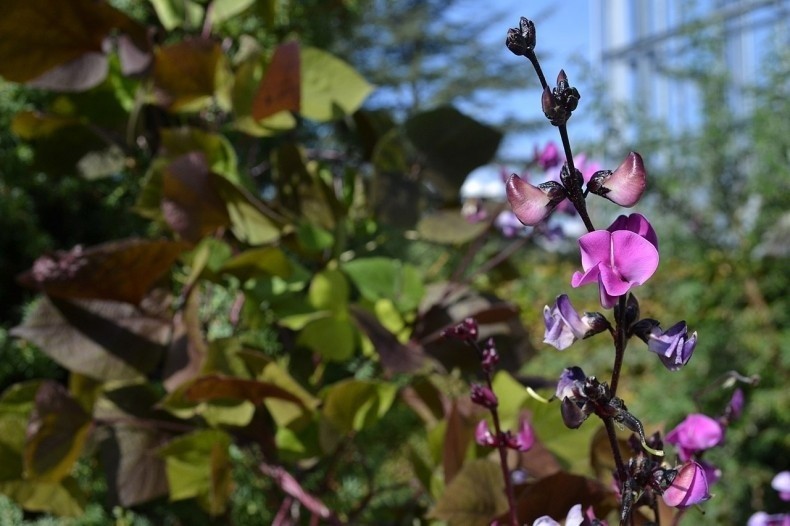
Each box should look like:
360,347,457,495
506,174,566,226
470,384,498,409
519,17,536,50
587,152,647,207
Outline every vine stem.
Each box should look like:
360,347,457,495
603,417,629,526
610,295,628,396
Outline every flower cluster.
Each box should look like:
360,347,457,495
748,471,790,526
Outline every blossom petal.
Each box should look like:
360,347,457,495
609,213,659,249
663,461,710,508
506,174,553,226
611,230,659,285
571,266,600,288
577,230,612,271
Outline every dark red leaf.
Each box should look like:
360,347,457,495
252,41,301,120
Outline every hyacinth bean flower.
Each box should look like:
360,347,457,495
543,294,607,350
587,152,647,207
665,414,724,462
475,420,497,447
662,461,710,508
511,418,536,452
506,174,567,226
748,512,790,526
571,213,659,309
535,141,561,170
646,320,698,371
532,504,600,526
773,471,790,501
555,366,586,401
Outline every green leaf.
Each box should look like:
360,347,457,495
343,257,424,312
321,379,397,434
417,209,488,245
212,175,281,245
298,315,356,362
148,0,204,30
0,477,86,517
158,429,232,515
10,111,78,139
300,47,374,122
430,459,508,525
11,297,169,381
405,106,502,202
24,382,91,482
307,268,349,312
296,222,334,252
258,362,319,428
208,0,255,24
220,247,292,281
490,371,529,428
160,127,239,181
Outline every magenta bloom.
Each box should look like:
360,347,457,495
666,413,725,461
646,321,698,371
587,152,647,207
772,471,790,501
571,213,659,308
575,153,603,184
506,174,567,226
475,420,497,447
512,418,535,452
535,142,561,170
543,294,607,350
662,461,710,508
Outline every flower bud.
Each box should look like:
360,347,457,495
506,18,537,56
470,384,498,409
662,461,711,508
506,174,566,226
645,321,698,371
442,317,478,341
480,338,499,372
561,396,588,429
587,152,647,207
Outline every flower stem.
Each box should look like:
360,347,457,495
525,51,548,91
610,295,628,396
558,125,595,233
603,417,629,525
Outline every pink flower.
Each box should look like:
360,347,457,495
512,418,535,452
666,414,725,461
587,152,647,207
575,153,603,184
662,461,710,508
535,142,562,170
475,420,497,447
772,471,790,501
506,174,567,226
571,213,659,308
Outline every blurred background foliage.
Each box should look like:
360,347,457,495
0,0,787,525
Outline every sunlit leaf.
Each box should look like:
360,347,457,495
24,382,91,483
11,296,170,381
258,362,320,428
184,374,305,407
321,379,397,434
16,238,189,304
430,459,508,526
343,257,425,312
0,477,86,517
298,315,356,362
308,268,349,312
211,175,282,245
219,247,292,281
210,0,255,24
148,0,204,30
300,46,373,122
417,209,488,245
158,429,232,515
252,41,300,120
10,111,78,139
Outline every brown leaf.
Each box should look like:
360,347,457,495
348,305,427,374
184,374,305,407
252,41,301,120
430,459,508,526
153,38,223,110
0,0,149,89
442,399,475,484
162,289,207,392
24,381,91,482
161,152,230,242
10,296,170,381
17,238,189,304
510,472,618,525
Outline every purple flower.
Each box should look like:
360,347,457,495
494,211,525,237
532,504,600,526
698,460,722,486
748,512,790,526
772,471,790,501
506,174,567,226
511,418,535,452
646,321,698,371
535,142,562,170
666,414,725,461
543,294,607,350
726,388,745,421
662,461,710,508
475,420,497,447
555,366,586,400
587,152,647,207
571,213,660,308
575,153,603,184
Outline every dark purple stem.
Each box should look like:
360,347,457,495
610,294,628,396
603,417,629,526
558,125,595,233
525,51,548,91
